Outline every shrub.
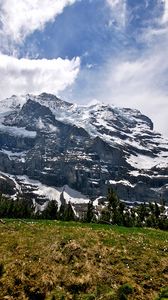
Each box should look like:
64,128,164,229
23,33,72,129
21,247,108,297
118,283,134,300
156,287,168,299
0,262,4,277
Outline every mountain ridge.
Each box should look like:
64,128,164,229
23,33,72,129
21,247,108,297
0,92,168,211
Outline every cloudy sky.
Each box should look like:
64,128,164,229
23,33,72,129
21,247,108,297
0,0,168,136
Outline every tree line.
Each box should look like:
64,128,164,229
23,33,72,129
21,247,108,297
0,189,167,230
96,188,168,230
0,194,76,221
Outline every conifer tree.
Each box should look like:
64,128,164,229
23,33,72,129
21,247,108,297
86,200,94,223
42,200,58,219
64,201,75,221
58,203,66,220
99,207,111,223
106,187,123,224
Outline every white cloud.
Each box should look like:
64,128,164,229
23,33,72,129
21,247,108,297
0,0,77,46
103,1,168,138
0,0,81,99
71,38,168,137
162,0,168,23
89,46,168,137
69,0,168,137
0,54,80,100
143,0,168,41
106,0,126,28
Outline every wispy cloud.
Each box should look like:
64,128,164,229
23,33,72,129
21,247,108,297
141,0,168,41
0,0,81,100
162,0,168,23
106,0,127,28
98,48,168,136
69,0,168,136
0,0,77,53
0,54,80,100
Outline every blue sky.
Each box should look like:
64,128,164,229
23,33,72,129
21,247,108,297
20,1,127,63
21,0,163,60
0,0,168,136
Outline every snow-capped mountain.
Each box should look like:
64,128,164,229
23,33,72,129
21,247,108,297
0,92,168,207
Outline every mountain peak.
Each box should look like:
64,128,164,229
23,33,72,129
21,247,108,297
0,92,168,204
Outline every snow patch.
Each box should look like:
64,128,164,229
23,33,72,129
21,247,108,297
9,175,90,207
127,153,168,170
107,179,135,188
62,185,90,205
1,149,27,162
0,124,36,138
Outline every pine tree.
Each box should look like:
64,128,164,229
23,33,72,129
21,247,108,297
106,188,123,225
86,200,94,223
107,188,120,211
136,203,149,226
99,207,111,223
42,200,58,219
58,203,66,220
64,201,75,221
154,202,160,219
123,208,134,227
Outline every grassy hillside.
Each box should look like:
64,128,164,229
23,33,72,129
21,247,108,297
0,220,168,300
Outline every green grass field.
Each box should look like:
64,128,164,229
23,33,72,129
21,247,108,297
0,220,168,299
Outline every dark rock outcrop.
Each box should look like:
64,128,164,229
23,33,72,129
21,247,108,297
0,93,167,204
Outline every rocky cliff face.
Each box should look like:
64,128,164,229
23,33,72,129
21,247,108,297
0,92,168,206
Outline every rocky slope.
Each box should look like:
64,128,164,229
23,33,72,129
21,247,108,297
0,92,168,209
